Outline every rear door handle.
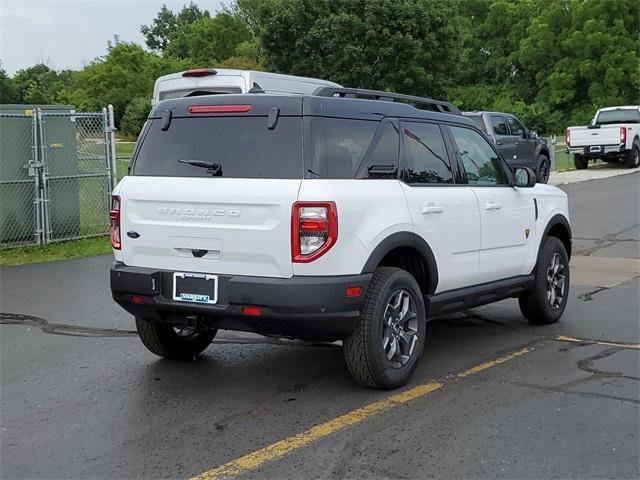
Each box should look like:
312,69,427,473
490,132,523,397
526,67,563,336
421,205,444,214
485,202,502,211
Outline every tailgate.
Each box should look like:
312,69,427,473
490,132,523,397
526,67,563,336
570,126,620,146
119,177,300,278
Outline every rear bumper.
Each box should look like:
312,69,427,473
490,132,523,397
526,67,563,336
110,262,371,340
567,144,625,157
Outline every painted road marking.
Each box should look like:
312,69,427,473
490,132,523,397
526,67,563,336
190,346,533,480
456,347,533,378
556,335,640,350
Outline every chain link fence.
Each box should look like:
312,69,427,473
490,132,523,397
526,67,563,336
0,106,117,249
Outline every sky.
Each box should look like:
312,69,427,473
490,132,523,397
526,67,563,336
0,0,223,75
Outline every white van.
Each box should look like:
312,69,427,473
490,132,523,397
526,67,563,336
151,68,342,106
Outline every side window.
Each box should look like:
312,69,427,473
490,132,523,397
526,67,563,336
305,118,378,179
507,117,524,137
450,126,508,186
490,115,508,135
357,121,400,179
401,122,453,184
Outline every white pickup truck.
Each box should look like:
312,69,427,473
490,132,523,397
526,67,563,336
566,106,640,169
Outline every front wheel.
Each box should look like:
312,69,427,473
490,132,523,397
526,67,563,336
135,317,217,360
626,144,640,169
519,237,570,325
574,154,588,170
536,154,551,183
343,267,426,389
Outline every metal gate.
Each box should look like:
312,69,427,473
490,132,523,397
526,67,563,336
0,105,117,248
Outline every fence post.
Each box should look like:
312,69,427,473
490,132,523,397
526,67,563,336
107,104,117,190
31,111,43,245
36,108,52,243
549,135,556,171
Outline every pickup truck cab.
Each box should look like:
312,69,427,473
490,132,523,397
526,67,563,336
566,106,640,169
463,111,551,183
111,88,571,389
152,68,342,106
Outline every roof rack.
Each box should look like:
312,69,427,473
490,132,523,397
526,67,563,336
312,87,462,116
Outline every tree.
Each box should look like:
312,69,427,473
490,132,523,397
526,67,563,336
141,2,209,52
11,64,74,104
120,96,151,137
164,12,254,65
249,0,464,97
0,65,19,103
57,39,188,126
453,0,640,134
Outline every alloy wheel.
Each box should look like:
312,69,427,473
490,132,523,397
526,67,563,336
546,253,566,309
382,289,419,368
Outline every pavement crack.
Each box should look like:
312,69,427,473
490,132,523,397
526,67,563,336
576,223,640,256
575,347,639,380
578,286,610,301
0,313,137,337
510,380,639,404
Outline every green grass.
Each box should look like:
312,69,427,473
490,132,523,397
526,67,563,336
115,142,135,180
115,141,135,158
0,236,112,267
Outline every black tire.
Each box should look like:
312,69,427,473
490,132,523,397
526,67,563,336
574,154,588,170
135,317,217,360
519,237,570,325
343,267,426,389
536,154,551,183
626,143,640,169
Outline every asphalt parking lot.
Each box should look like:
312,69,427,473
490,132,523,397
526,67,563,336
1,173,639,480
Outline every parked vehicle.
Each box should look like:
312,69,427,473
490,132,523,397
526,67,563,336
566,106,640,169
152,68,342,106
463,111,551,183
110,88,572,389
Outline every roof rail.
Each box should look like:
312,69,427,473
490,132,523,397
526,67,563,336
312,87,462,115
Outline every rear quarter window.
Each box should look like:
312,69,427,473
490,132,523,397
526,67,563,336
305,117,378,179
132,116,303,179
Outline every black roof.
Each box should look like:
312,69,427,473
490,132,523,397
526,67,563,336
151,93,473,127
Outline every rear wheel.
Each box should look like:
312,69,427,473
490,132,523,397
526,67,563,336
519,237,569,325
135,317,217,360
343,267,426,389
574,154,588,170
626,144,640,169
536,154,551,183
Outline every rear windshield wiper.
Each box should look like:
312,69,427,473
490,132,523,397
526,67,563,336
178,159,223,176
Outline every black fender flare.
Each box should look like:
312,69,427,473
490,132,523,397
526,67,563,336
535,144,551,162
361,231,439,294
542,214,572,259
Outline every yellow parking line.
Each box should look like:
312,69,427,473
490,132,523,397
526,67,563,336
456,346,533,378
556,335,640,350
190,346,533,480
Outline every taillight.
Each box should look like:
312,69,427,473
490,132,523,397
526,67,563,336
182,68,217,77
291,202,338,263
566,128,570,147
109,195,121,250
620,127,627,144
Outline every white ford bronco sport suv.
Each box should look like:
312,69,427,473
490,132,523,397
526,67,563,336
110,87,572,389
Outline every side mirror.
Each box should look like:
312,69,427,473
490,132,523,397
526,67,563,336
514,166,536,188
529,130,538,139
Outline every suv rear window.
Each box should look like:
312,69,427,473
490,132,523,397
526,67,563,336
132,116,303,179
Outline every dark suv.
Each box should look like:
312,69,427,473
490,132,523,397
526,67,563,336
463,112,551,183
